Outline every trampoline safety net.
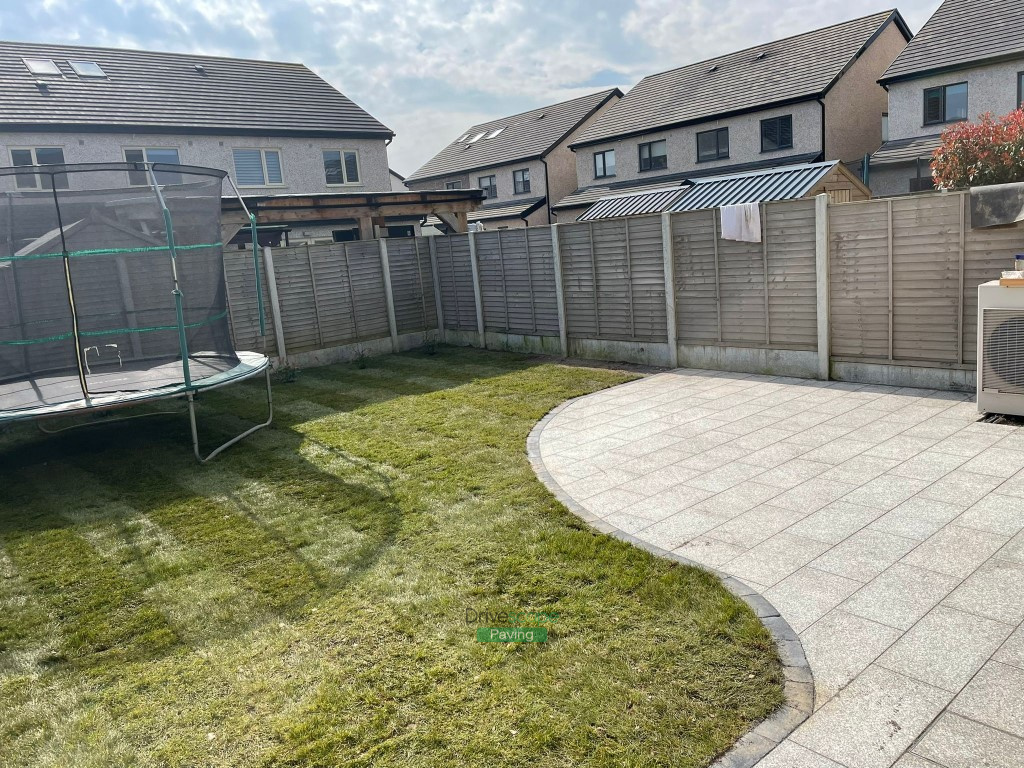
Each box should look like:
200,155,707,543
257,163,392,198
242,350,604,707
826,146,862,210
0,162,249,417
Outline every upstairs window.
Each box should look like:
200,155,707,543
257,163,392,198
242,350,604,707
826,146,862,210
68,60,106,78
696,128,728,162
445,181,463,189
323,150,360,185
638,140,668,171
10,147,68,189
1018,72,1023,107
760,115,793,152
233,148,282,186
124,147,181,186
23,58,61,76
478,175,497,199
594,149,615,178
513,168,531,194
923,82,968,125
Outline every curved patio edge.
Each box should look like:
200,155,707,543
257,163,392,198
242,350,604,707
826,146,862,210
526,393,814,768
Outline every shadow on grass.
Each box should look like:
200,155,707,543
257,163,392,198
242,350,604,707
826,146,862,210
0,346,562,673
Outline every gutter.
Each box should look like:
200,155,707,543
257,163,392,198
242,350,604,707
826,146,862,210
540,156,552,224
880,50,1024,88
817,98,826,160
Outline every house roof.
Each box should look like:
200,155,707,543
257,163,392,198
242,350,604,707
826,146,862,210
552,152,823,211
0,39,393,138
870,134,943,165
405,89,621,183
571,10,909,148
880,0,1024,84
577,161,865,221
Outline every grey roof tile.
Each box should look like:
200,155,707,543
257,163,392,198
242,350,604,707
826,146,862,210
405,89,620,182
870,134,943,165
880,0,1024,83
0,39,392,137
572,10,907,147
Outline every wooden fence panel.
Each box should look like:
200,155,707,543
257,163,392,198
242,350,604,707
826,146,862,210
829,200,891,360
306,243,358,347
387,237,437,334
964,207,1024,365
560,222,599,339
673,209,720,344
717,229,768,347
765,199,818,350
224,247,278,356
624,215,668,342
434,234,477,332
345,241,391,341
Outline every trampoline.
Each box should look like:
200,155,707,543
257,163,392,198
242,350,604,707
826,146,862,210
0,161,272,461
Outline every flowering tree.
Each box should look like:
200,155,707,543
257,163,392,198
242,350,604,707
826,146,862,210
931,109,1024,190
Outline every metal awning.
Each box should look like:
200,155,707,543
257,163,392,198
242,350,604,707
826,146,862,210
670,161,850,212
578,186,691,221
578,161,864,220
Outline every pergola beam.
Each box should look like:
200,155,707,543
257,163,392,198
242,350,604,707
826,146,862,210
221,189,484,237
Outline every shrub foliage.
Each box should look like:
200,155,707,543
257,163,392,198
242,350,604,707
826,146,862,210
931,109,1024,190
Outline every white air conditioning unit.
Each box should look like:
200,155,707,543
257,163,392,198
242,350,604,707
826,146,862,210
978,280,1024,417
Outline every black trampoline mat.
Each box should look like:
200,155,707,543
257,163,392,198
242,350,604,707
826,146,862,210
0,355,239,413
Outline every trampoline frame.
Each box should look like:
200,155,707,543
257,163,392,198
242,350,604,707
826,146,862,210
0,161,274,461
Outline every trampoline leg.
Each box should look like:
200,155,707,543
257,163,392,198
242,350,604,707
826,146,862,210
189,367,273,463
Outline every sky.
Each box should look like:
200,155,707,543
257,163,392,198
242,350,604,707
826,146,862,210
0,0,943,176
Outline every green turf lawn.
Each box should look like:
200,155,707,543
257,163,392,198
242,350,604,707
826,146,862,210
0,346,782,767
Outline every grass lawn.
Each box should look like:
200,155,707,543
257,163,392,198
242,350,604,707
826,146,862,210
0,346,782,767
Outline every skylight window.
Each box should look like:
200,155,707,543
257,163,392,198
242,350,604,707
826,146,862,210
467,132,485,143
23,58,61,76
486,127,505,139
457,134,470,142
68,60,106,78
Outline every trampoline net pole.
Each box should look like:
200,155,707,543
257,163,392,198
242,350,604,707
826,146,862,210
49,174,91,402
225,175,266,342
250,213,265,338
147,164,192,388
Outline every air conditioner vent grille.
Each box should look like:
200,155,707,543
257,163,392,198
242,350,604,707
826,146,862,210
982,309,1024,394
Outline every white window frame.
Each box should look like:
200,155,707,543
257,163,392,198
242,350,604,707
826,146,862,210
22,58,62,77
322,148,362,186
68,60,107,78
232,148,284,188
9,146,68,189
122,147,182,186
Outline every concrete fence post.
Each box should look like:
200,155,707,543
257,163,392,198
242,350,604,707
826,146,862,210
550,224,569,357
662,212,679,368
427,236,446,344
467,231,486,348
814,193,830,381
261,245,288,364
378,238,400,353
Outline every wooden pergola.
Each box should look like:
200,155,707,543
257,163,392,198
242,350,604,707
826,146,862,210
221,189,485,242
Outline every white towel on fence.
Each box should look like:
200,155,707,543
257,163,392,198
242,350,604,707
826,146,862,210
719,203,762,243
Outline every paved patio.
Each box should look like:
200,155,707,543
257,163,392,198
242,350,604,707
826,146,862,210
532,369,1024,768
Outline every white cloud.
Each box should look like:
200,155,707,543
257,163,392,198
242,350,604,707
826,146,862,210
0,0,944,175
